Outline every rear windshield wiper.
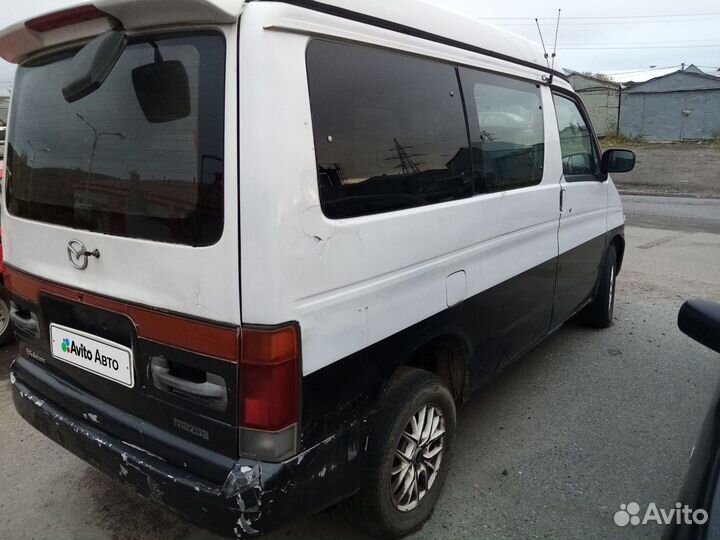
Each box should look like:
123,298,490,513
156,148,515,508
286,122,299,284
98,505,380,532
62,30,127,103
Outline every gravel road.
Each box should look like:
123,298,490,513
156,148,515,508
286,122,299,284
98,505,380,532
622,195,720,234
612,143,720,199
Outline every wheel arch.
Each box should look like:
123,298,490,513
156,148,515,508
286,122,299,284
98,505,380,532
610,233,625,274
400,332,471,403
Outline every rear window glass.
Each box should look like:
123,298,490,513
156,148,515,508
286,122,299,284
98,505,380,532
6,32,225,246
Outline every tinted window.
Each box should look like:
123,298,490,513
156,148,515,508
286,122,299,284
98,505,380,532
306,40,472,219
460,69,545,192
6,33,225,246
553,94,600,179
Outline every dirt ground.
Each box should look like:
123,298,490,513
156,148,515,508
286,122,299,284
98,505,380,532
609,142,720,198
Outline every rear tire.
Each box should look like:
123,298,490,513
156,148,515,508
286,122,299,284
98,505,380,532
0,294,13,346
579,245,617,329
344,367,456,538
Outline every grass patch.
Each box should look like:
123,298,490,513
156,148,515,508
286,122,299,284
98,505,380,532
600,133,639,148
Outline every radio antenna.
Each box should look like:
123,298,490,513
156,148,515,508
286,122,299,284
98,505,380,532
550,9,561,75
535,18,551,69
535,10,562,84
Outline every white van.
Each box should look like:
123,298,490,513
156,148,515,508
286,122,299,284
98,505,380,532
0,1,634,537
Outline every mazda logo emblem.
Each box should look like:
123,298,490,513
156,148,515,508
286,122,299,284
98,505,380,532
67,240,100,270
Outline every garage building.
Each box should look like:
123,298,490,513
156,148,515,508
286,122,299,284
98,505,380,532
619,68,720,142
566,70,621,137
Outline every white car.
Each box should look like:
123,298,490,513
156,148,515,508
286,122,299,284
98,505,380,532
0,1,635,537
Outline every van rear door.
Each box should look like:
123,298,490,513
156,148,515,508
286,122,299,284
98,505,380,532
3,28,241,476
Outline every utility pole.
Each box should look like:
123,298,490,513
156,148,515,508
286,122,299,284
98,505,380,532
388,138,423,176
76,113,125,182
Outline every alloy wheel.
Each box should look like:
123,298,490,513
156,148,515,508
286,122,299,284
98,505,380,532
391,404,446,512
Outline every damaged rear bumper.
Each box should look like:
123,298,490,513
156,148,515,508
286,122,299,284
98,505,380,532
10,361,369,538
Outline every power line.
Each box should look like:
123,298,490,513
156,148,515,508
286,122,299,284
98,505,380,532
606,65,681,75
558,44,720,50
561,39,720,46
481,12,720,20
494,18,720,26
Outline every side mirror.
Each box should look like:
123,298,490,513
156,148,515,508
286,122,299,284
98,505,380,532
62,31,127,103
602,149,636,174
678,299,720,354
132,60,190,123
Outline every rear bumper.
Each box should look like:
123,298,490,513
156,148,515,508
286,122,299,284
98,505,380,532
10,357,369,538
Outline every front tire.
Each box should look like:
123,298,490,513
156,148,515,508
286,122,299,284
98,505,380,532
579,245,617,328
345,367,456,538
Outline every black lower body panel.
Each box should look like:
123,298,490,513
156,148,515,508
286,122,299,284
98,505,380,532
300,227,625,450
10,355,369,538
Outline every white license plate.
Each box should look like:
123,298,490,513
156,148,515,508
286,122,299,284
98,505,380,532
50,324,134,388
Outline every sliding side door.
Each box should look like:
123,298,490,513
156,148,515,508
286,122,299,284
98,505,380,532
458,69,560,372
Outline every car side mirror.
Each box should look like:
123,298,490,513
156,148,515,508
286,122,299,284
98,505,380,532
601,149,636,174
678,299,720,354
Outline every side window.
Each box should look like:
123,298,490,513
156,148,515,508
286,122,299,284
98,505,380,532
553,94,601,180
306,40,472,219
459,68,545,193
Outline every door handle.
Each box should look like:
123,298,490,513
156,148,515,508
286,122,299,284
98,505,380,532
150,356,227,410
560,187,567,213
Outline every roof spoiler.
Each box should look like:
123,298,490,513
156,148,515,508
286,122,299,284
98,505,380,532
0,0,243,64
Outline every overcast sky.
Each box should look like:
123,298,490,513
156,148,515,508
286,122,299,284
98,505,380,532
1,0,719,93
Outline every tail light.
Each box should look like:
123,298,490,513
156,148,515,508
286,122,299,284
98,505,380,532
25,5,109,33
238,324,300,462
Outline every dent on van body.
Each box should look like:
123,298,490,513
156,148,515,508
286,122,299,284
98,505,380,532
11,360,373,538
